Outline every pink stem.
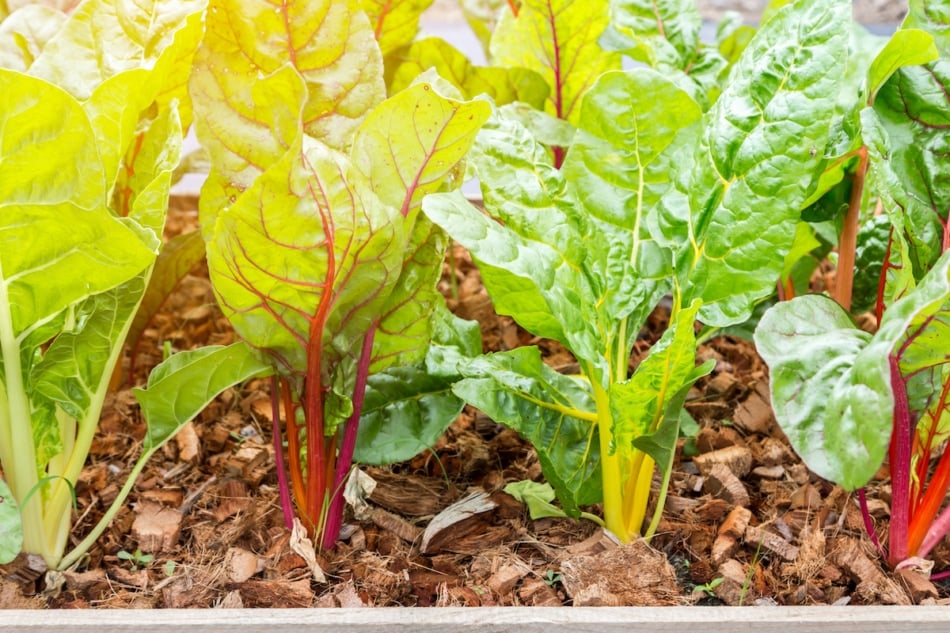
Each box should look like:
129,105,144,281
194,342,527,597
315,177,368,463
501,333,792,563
319,325,377,550
888,355,913,565
270,376,295,530
857,488,886,559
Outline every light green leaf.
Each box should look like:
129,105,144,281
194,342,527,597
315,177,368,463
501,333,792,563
603,0,702,67
754,295,887,489
867,29,938,104
386,37,549,109
206,135,403,379
453,347,600,516
352,365,464,465
135,343,272,451
0,5,66,72
671,0,849,326
609,301,702,457
904,0,950,57
28,0,207,100
504,480,570,521
360,0,434,56
490,0,620,125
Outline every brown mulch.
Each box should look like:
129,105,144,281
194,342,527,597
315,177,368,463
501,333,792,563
2,196,949,609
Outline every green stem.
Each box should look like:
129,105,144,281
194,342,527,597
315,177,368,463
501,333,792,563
58,446,158,571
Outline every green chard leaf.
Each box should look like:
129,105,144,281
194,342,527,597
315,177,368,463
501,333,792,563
360,0,434,56
602,0,726,106
905,0,950,57
866,29,938,104
453,347,601,515
755,252,950,490
490,0,620,125
865,61,950,296
667,0,850,326
135,342,273,451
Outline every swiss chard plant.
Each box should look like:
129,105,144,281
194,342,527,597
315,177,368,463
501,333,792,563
755,4,950,572
0,0,272,569
423,0,848,542
189,0,490,549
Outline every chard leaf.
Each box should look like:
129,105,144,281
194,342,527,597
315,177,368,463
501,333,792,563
602,0,726,106
453,347,601,515
866,29,938,103
490,0,620,125
459,0,507,54
609,301,702,456
206,135,403,384
0,478,21,564
867,62,950,286
360,0,433,56
669,0,849,326
135,342,272,451
387,37,549,109
755,252,950,490
0,70,155,335
28,0,207,100
754,296,887,489
905,0,950,56
564,68,700,320
350,81,489,370
353,365,464,465
192,0,383,167
0,5,66,71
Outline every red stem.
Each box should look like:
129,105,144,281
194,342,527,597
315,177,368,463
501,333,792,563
887,354,913,566
857,488,886,559
506,0,518,16
319,326,377,550
270,376,295,530
834,147,868,312
875,227,896,324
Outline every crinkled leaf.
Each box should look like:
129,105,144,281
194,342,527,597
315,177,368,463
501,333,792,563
425,302,482,377
352,365,464,465
0,5,66,71
601,0,726,106
868,62,950,284
387,37,549,109
453,347,600,515
192,0,383,169
866,29,938,104
135,342,272,451
360,0,434,56
669,0,849,326
490,0,620,125
32,279,145,422
755,253,950,489
0,478,21,564
905,0,950,56
754,296,887,489
564,69,700,320
851,214,891,314
28,0,207,100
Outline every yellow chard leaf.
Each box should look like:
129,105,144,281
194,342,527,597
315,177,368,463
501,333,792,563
360,0,434,56
0,5,67,72
490,0,620,125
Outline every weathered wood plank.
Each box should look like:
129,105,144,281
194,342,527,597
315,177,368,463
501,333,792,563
4,607,950,632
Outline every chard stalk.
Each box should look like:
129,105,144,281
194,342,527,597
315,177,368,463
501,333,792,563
591,376,624,540
270,376,294,531
834,147,868,312
887,354,912,565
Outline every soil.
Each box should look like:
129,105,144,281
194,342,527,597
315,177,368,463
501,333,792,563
3,195,950,610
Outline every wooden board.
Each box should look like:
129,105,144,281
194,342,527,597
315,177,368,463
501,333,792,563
4,607,950,632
